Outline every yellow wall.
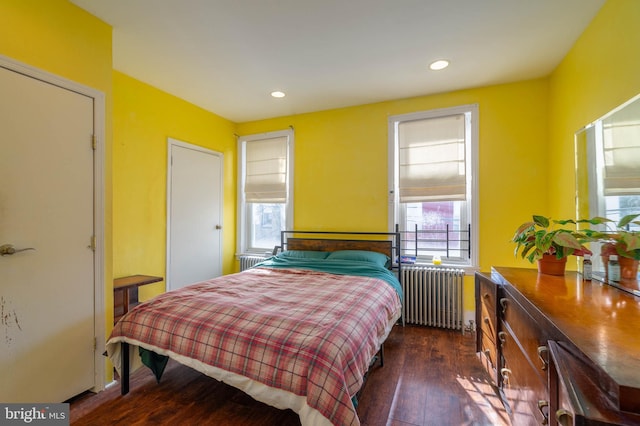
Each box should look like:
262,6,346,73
112,71,237,302
0,0,112,91
548,0,640,220
238,78,550,314
238,80,551,271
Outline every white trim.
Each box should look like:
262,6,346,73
469,105,480,269
166,138,224,290
0,53,107,392
388,104,479,268
237,129,294,254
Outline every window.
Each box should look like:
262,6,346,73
238,129,294,254
580,107,640,226
388,105,478,267
577,100,640,274
600,113,640,224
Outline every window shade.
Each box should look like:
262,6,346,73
603,122,640,196
244,136,288,203
398,114,466,202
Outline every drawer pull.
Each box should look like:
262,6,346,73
483,292,490,299
537,346,549,371
483,316,490,324
498,331,507,345
538,400,549,425
556,409,573,426
500,368,511,383
483,349,491,357
500,298,508,314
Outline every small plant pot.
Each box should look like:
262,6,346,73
602,255,639,281
620,257,639,280
537,254,567,276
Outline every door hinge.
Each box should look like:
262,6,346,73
91,134,97,150
89,235,97,252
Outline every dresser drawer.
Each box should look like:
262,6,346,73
478,274,498,314
479,329,498,384
500,291,549,381
480,329,497,366
501,323,549,426
548,340,640,426
475,272,499,346
479,297,498,339
475,273,501,384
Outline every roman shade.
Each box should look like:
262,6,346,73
398,114,466,202
244,136,288,203
602,121,640,196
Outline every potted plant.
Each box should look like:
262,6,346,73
512,215,593,275
590,213,640,280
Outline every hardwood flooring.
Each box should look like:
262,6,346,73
70,326,510,426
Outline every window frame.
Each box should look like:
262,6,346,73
237,129,294,255
388,104,479,270
583,120,640,274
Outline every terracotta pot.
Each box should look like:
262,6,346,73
537,254,567,276
620,256,639,280
602,255,639,280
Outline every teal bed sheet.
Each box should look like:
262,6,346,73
255,255,403,302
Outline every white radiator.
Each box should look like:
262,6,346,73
239,255,267,271
401,266,464,331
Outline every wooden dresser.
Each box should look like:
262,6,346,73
476,267,640,426
475,271,500,385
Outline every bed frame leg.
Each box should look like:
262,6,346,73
121,342,130,395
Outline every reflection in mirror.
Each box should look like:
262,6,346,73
575,94,640,276
574,127,592,221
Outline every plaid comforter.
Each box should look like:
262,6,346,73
107,266,402,426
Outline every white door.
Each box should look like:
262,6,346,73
0,65,96,402
167,139,223,291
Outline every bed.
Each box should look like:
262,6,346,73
106,231,403,426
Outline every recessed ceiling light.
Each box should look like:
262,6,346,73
271,91,286,98
429,60,449,71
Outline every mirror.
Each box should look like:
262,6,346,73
575,94,640,277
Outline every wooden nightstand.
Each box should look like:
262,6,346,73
114,275,163,323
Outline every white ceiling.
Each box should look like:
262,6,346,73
71,0,605,123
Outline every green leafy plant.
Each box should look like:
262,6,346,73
512,215,594,263
587,213,640,260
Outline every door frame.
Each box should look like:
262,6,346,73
166,138,224,291
0,54,106,392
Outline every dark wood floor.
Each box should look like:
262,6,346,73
70,326,510,425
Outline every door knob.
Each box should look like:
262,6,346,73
538,346,549,370
0,244,36,256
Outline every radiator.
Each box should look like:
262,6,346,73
239,255,267,271
401,266,464,331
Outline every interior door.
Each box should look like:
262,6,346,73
0,66,96,401
167,139,223,291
